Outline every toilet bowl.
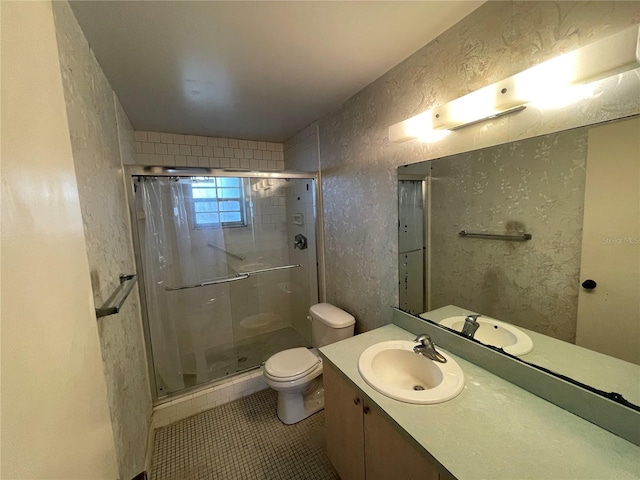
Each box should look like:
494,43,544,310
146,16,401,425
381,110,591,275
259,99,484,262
264,347,324,424
263,303,355,424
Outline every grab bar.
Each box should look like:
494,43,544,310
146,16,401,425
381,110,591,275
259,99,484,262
165,264,303,291
207,242,246,261
243,264,303,275
458,230,532,241
96,274,138,319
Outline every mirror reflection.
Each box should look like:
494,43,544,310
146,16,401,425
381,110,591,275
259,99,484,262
398,115,639,402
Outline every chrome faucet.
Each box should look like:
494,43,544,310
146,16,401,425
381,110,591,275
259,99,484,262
461,314,481,338
413,334,447,363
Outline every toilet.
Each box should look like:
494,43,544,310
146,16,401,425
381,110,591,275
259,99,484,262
263,303,355,424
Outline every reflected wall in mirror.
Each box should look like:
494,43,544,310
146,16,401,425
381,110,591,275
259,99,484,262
398,115,639,368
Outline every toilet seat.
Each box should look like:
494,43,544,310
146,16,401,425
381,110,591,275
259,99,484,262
264,347,321,382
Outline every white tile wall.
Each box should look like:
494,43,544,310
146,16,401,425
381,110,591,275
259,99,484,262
151,369,269,428
283,121,319,172
134,131,285,170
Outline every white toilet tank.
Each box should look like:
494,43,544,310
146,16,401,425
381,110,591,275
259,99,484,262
309,303,355,347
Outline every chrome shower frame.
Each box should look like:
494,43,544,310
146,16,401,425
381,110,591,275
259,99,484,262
124,165,325,404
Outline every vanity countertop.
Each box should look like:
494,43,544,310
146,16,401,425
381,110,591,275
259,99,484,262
319,324,640,480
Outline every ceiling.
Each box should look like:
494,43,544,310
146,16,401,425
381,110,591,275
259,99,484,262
69,1,483,142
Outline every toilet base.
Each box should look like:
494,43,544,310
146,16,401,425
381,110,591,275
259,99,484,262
276,378,324,424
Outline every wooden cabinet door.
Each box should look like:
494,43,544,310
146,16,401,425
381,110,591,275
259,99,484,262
324,362,366,480
364,403,439,480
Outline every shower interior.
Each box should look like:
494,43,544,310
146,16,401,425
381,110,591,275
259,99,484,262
129,169,319,400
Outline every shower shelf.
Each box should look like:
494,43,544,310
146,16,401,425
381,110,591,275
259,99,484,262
458,230,532,241
165,264,303,291
95,274,138,319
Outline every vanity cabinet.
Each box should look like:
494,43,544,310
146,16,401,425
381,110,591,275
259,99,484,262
324,362,446,480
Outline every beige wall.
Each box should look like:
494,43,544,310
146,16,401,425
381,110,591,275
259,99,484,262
317,1,640,332
51,2,153,477
0,1,118,478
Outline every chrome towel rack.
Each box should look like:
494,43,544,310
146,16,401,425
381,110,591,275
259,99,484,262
95,274,138,319
458,230,532,241
165,264,303,291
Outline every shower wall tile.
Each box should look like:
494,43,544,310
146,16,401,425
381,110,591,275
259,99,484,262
230,182,292,342
283,128,321,341
52,3,152,479
284,121,320,172
315,1,640,333
133,130,285,170
285,179,319,342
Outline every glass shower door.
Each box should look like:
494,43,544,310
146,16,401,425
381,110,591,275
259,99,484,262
398,178,427,314
134,175,318,398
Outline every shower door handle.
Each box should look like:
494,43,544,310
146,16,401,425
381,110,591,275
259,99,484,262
164,264,303,291
165,274,249,291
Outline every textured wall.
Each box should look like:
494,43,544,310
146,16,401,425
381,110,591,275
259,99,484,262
52,2,152,478
318,1,640,333
429,128,588,342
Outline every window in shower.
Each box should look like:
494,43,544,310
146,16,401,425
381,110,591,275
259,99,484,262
191,177,246,228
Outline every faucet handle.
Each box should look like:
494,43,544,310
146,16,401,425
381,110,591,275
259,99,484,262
465,314,481,322
413,333,447,363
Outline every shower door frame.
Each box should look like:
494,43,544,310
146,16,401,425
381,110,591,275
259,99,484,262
124,165,326,404
398,173,431,314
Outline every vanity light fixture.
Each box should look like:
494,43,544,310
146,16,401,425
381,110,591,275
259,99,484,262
430,76,524,130
389,24,640,142
388,111,450,143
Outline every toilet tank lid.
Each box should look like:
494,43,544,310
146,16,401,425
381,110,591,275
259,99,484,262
310,303,355,328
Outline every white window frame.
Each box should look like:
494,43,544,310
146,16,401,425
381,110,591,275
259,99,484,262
191,177,246,228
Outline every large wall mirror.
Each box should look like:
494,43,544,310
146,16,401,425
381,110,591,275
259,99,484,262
397,114,639,407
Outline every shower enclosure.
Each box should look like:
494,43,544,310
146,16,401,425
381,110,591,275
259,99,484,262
127,167,320,400
398,174,429,315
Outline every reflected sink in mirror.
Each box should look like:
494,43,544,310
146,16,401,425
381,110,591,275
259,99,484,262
437,316,533,356
358,340,464,404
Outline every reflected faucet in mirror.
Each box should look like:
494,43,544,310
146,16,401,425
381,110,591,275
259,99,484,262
461,315,480,338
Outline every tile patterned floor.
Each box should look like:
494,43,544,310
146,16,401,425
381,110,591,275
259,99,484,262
151,389,340,480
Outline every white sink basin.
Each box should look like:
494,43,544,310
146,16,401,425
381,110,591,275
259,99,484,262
438,316,533,356
357,340,464,404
